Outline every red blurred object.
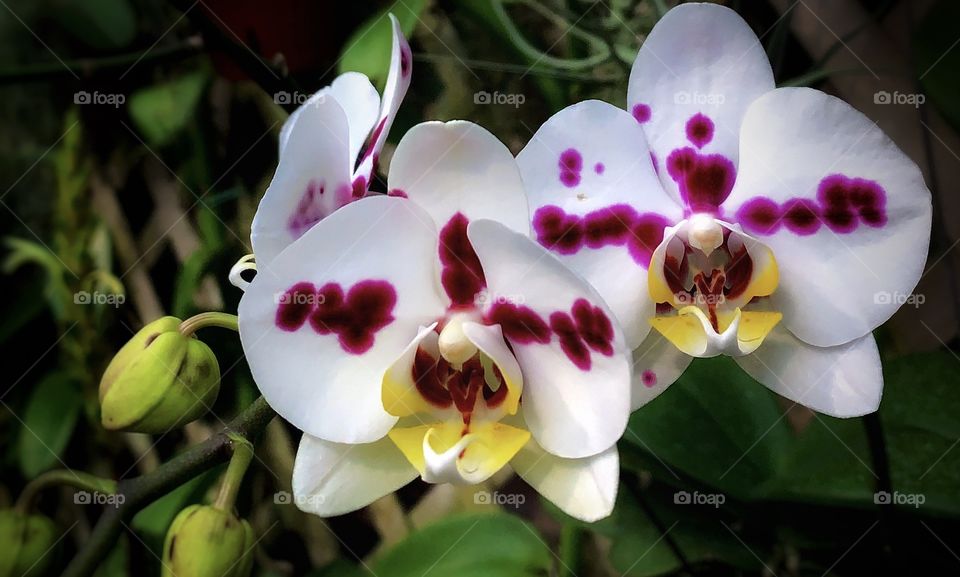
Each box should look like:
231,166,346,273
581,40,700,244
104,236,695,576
201,0,370,81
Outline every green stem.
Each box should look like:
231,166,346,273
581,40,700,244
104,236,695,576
178,312,239,337
61,396,276,577
213,435,255,511
15,470,117,514
558,523,583,577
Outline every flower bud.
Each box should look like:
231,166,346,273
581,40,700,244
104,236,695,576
0,510,58,577
99,317,220,433
162,505,254,577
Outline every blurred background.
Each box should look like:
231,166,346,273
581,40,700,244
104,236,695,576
2,0,960,575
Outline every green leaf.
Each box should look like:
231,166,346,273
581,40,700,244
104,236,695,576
758,415,874,506
337,1,426,89
129,71,209,147
17,372,82,477
606,486,762,576
623,357,791,498
915,0,960,131
372,513,551,577
881,352,960,515
56,0,136,50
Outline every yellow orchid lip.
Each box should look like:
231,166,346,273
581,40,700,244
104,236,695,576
647,217,783,358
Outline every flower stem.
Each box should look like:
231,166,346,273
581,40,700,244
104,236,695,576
558,523,583,577
213,435,255,511
178,312,239,337
14,470,118,513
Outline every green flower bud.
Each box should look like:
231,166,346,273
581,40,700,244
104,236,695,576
99,316,220,433
162,505,254,577
0,510,58,577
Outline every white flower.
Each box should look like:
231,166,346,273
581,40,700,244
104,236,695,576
517,3,932,418
237,120,631,522
249,15,413,267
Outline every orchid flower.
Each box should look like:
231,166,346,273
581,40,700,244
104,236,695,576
236,120,631,522
243,14,412,270
517,3,932,417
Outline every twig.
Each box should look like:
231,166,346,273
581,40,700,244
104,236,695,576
60,396,276,577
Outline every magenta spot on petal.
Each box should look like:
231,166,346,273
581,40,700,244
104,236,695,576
439,213,486,307
487,302,551,344
641,370,657,388
288,180,338,239
560,170,581,188
666,147,735,214
275,282,317,331
594,162,605,174
359,118,387,163
736,197,781,235
533,204,668,267
560,148,583,171
550,312,591,370
400,41,412,77
351,176,367,199
387,188,408,198
571,299,614,357
685,113,714,149
632,103,651,124
533,205,584,255
782,198,822,235
276,280,396,354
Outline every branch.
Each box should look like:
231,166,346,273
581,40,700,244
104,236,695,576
60,396,276,577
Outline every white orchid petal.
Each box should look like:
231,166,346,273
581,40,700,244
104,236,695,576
628,3,774,209
735,326,882,417
240,197,447,443
292,434,417,517
468,219,630,459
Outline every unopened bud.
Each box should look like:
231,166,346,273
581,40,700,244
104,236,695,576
162,505,254,577
99,317,220,433
0,510,58,577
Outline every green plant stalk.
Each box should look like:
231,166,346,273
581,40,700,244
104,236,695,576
213,435,255,511
178,312,239,337
558,523,583,577
61,396,276,577
14,470,118,513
